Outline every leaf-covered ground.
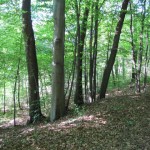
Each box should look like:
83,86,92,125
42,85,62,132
0,89,150,150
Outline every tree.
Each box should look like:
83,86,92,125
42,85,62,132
89,0,105,102
136,0,146,92
74,2,90,106
22,0,43,123
50,0,65,121
99,0,130,99
130,2,137,84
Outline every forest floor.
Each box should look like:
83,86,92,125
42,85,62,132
0,87,150,150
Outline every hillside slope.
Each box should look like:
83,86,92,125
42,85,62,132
0,90,150,150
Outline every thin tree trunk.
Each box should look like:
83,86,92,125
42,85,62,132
130,2,137,84
89,3,94,102
3,75,6,115
143,29,149,90
136,0,146,93
89,0,105,102
17,71,21,109
17,35,23,110
74,3,89,105
92,0,99,101
65,66,73,97
99,0,129,99
65,60,76,110
84,45,87,100
108,20,115,86
13,58,21,126
65,28,78,110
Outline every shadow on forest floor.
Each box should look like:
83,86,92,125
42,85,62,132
0,87,150,150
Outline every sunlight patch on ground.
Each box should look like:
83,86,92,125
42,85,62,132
20,127,34,135
0,117,29,128
57,115,107,129
35,114,107,132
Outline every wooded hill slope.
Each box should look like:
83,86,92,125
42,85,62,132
0,88,150,150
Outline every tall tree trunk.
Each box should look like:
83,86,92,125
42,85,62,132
74,4,89,105
3,72,6,115
65,23,78,110
130,2,137,83
143,29,149,90
107,20,115,86
89,0,105,102
89,3,94,102
136,0,146,93
17,74,21,109
24,76,29,106
92,0,99,101
50,0,65,121
84,44,88,100
17,35,23,110
99,0,129,99
22,0,43,123
65,61,76,110
13,58,21,126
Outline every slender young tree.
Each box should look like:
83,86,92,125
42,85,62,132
50,0,65,121
89,3,94,102
99,0,130,99
143,29,149,89
65,31,77,110
74,3,90,105
136,0,146,92
22,0,43,123
89,0,105,102
92,0,100,101
130,2,137,83
13,57,21,126
1,58,6,115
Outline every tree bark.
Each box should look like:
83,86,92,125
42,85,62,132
130,2,137,83
99,0,129,99
2,59,6,115
92,0,99,101
65,29,77,110
143,29,149,90
50,0,65,121
89,3,94,102
22,0,43,123
74,4,89,105
13,58,21,126
89,0,105,102
136,0,146,93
